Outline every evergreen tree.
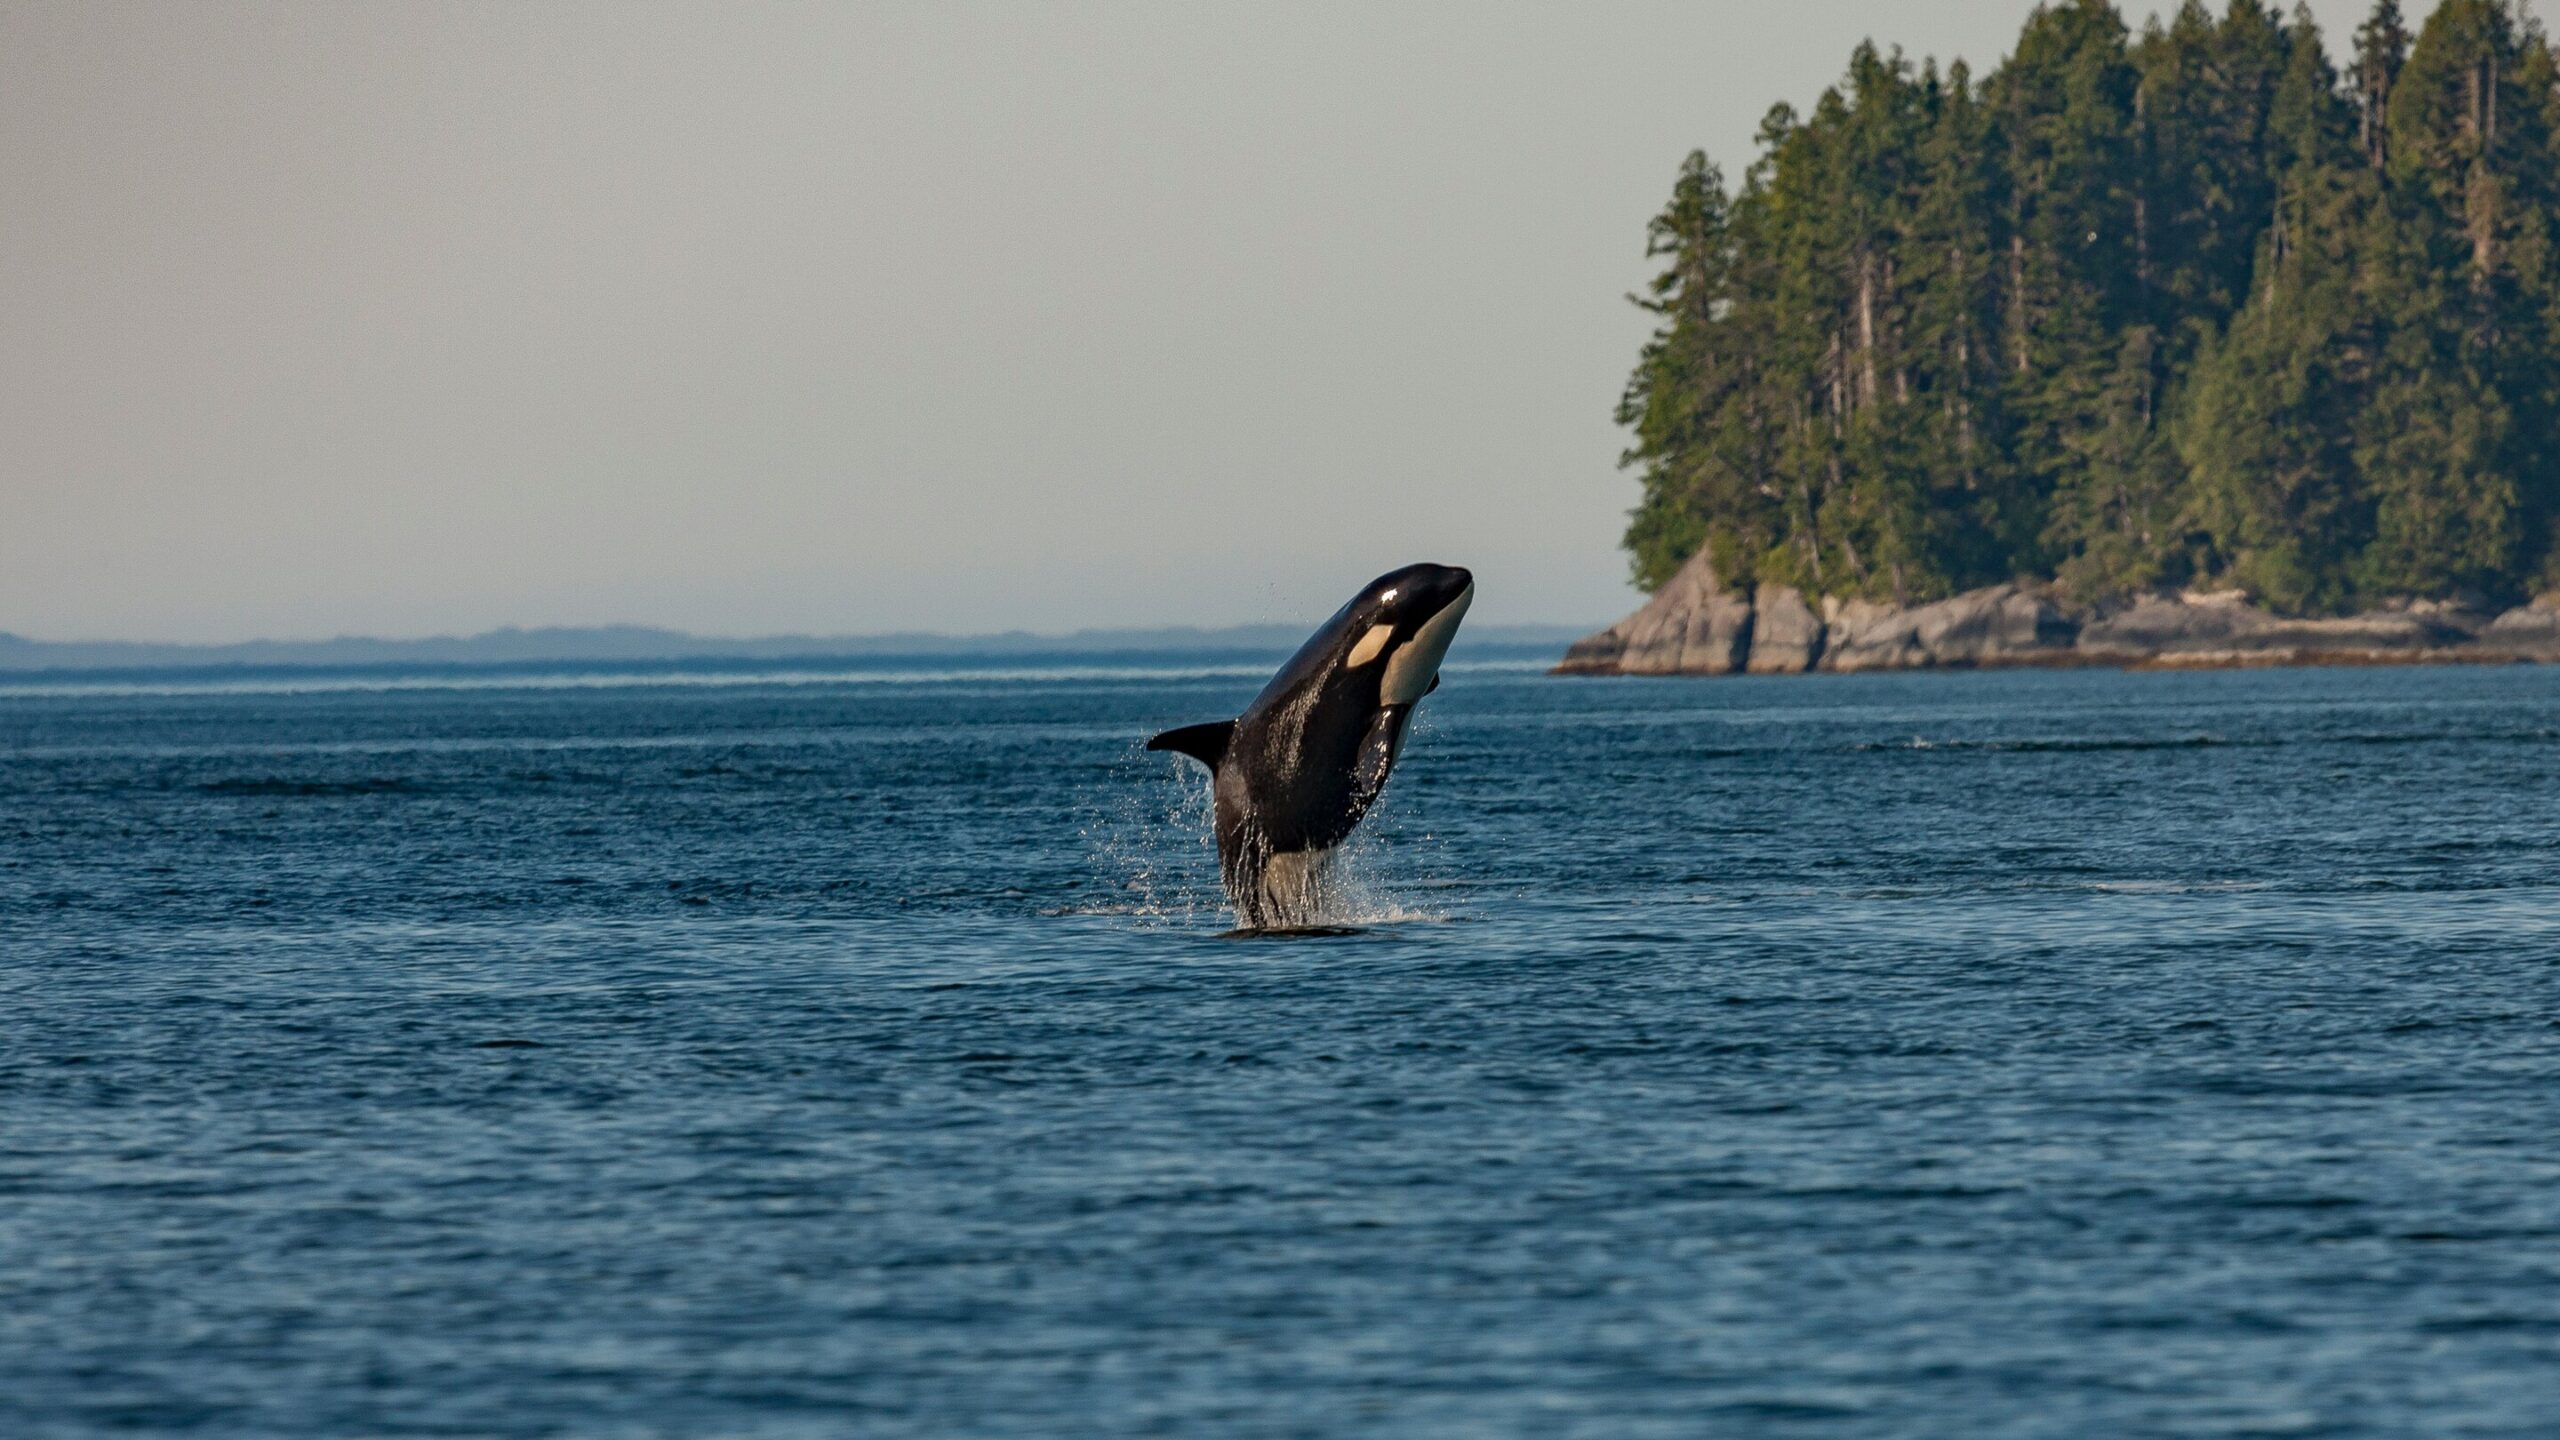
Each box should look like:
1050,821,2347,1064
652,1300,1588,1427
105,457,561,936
2352,0,2411,171
2132,0,2289,343
2356,0,2558,599
2179,7,2374,611
1899,59,2023,590
1618,151,1741,592
1987,0,2148,594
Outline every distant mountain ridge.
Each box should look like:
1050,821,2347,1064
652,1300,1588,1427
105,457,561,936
0,622,1595,675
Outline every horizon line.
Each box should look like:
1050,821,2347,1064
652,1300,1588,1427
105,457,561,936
0,617,1607,648
0,619,1604,675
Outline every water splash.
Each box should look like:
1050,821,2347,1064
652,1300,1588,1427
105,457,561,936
1079,738,1448,931
1076,742,1224,924
1300,818,1448,927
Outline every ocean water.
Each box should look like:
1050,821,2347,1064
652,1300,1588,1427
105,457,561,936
5,657,2559,1438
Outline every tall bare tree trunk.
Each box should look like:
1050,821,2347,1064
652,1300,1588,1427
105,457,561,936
2010,234,2029,375
1856,248,1881,411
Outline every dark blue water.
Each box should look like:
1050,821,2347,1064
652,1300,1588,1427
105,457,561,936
7,659,2559,1438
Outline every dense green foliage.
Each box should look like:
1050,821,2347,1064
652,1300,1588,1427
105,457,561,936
1618,0,2560,612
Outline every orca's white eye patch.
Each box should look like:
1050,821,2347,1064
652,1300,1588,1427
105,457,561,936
1345,623,1396,668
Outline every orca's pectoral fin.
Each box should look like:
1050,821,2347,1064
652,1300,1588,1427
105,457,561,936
1146,719,1236,771
1349,705,1411,812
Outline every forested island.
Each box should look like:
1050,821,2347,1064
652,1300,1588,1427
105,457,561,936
1566,0,2560,675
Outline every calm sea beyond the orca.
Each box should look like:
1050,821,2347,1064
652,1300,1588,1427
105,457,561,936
6,654,2559,1438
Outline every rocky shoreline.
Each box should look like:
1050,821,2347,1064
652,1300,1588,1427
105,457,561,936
1554,547,2560,676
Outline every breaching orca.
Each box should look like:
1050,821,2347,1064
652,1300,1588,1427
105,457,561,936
1148,563,1473,929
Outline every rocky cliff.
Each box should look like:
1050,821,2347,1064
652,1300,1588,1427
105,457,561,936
1555,549,2560,676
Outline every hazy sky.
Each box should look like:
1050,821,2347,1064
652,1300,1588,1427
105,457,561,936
2,0,2431,641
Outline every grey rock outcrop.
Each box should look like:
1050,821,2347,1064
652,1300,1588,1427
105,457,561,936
2076,592,2486,665
2477,598,2560,660
1555,546,1752,675
1557,574,2074,677
1821,585,2078,672
1556,569,2560,677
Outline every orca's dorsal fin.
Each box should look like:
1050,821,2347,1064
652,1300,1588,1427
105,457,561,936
1146,719,1235,771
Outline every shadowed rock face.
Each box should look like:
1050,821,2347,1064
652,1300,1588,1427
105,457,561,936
1745,585,1824,673
1557,570,2560,677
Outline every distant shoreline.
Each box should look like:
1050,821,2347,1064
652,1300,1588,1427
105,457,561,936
0,623,1593,681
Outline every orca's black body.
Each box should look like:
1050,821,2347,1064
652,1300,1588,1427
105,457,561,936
1148,563,1473,928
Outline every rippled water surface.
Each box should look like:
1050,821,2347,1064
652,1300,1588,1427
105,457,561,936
7,659,2559,1438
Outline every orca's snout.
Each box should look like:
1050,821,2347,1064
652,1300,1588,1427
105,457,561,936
1359,562,1474,626
1408,564,1473,612
1435,570,1474,622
